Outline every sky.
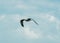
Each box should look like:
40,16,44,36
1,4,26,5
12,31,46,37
0,0,60,43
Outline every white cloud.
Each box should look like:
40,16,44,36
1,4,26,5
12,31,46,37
15,4,37,10
0,15,5,21
15,4,27,9
39,14,56,22
56,20,60,33
13,15,21,22
47,34,59,41
10,14,21,22
47,35,54,40
3,14,60,40
28,0,56,7
23,27,39,39
47,15,56,22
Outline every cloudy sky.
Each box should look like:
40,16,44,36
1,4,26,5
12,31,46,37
0,0,60,43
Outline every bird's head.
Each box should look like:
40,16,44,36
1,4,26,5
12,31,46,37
26,18,31,21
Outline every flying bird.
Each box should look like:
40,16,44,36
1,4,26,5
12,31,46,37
20,18,39,27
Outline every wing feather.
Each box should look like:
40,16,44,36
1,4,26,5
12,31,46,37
20,19,25,27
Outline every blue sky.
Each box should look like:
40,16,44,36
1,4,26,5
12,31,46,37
0,0,60,43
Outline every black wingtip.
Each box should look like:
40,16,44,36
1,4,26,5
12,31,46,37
20,19,25,27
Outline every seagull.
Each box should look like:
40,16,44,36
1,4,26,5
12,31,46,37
20,18,39,27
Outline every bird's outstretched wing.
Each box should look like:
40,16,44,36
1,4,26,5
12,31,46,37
20,19,25,27
31,18,39,25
